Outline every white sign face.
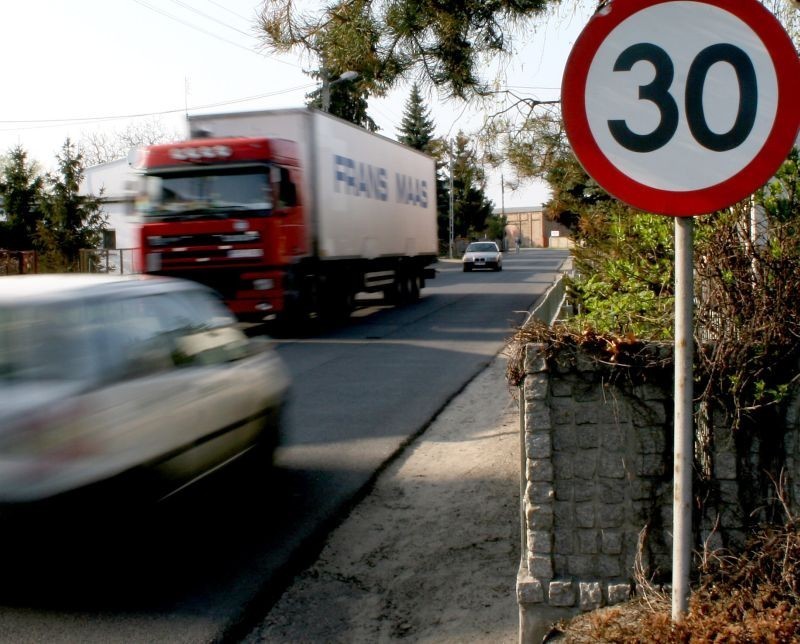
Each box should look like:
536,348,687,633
586,2,777,192
562,0,800,216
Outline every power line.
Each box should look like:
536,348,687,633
130,0,298,68
167,0,252,38
204,0,252,23
0,84,317,132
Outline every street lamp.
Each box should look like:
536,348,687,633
321,70,359,112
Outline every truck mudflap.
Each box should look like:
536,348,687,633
423,266,437,280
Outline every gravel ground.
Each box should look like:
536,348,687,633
244,354,522,644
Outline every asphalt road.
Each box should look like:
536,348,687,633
0,249,569,643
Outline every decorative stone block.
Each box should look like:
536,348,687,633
553,426,577,450
517,578,544,604
602,530,623,555
578,529,599,554
526,406,552,432
636,453,665,477
553,453,573,479
573,451,598,479
525,432,552,458
525,373,549,401
527,481,555,504
580,582,603,611
524,346,547,374
600,424,626,451
598,480,625,504
567,555,594,576
574,484,594,502
597,504,624,529
528,554,554,579
574,382,602,402
598,452,625,479
638,425,665,454
549,580,577,607
528,458,554,482
598,555,622,577
554,502,572,525
574,404,599,425
577,424,600,449
607,583,632,605
550,402,574,426
575,503,595,528
551,380,573,397
554,529,574,554
530,530,553,554
527,504,554,530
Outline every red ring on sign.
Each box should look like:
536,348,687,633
562,0,800,216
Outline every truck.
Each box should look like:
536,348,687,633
132,108,438,323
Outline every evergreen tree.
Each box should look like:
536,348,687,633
258,0,556,99
450,132,493,239
0,146,44,250
396,83,451,252
306,67,378,132
397,84,434,150
37,139,107,271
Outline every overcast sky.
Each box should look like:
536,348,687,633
0,1,593,208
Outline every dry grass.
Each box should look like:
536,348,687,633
548,522,800,642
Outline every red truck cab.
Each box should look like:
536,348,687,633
134,137,307,320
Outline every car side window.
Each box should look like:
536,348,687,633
147,290,251,367
91,298,175,380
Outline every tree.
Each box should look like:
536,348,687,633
450,132,493,239
396,83,451,251
306,66,378,131
0,146,45,250
257,0,557,99
79,117,180,167
37,139,107,271
397,83,435,150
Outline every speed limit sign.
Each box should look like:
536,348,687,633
562,0,800,216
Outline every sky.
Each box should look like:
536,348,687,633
0,1,595,209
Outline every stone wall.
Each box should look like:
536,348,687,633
516,341,800,635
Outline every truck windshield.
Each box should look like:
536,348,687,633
138,168,272,220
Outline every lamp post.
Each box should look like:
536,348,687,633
322,70,359,112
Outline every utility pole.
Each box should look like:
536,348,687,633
321,70,359,113
448,139,454,259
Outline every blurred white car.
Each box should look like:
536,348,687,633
462,241,503,272
0,274,290,505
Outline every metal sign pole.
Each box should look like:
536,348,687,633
672,216,694,619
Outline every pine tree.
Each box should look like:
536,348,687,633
0,146,44,250
306,67,378,132
37,139,107,271
397,84,434,150
450,132,493,239
397,84,451,253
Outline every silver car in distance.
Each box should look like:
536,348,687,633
462,241,503,272
0,274,290,506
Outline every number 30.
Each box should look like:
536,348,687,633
608,43,757,153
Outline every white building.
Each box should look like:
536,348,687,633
81,158,139,273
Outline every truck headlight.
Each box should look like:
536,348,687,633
253,279,274,290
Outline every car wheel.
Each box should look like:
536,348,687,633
463,264,471,272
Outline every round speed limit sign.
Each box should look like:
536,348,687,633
562,0,800,216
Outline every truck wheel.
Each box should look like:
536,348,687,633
407,274,421,301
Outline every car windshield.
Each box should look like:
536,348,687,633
138,168,272,220
466,242,497,252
